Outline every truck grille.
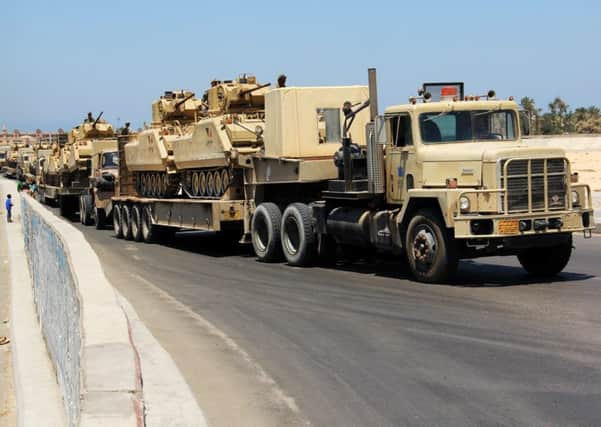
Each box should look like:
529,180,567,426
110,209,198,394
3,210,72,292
500,158,567,212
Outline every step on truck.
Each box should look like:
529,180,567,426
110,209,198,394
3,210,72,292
112,69,595,283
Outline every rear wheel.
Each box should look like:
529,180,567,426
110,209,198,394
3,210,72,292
113,204,123,238
251,202,283,262
121,205,133,240
405,209,458,283
141,205,156,243
517,235,572,277
131,205,143,242
281,203,316,266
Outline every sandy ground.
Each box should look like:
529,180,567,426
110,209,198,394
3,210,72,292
564,151,601,221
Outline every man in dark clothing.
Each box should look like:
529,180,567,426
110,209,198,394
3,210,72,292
5,194,13,223
86,112,94,123
277,74,287,88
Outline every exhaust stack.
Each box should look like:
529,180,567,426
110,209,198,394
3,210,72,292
366,68,385,194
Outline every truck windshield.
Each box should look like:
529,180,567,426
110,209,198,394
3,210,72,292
419,109,517,143
101,152,119,168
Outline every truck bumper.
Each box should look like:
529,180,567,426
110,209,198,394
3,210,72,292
453,208,595,239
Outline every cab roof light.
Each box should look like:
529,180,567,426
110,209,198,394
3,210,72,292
441,86,458,97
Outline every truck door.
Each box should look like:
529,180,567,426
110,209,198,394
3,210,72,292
385,113,414,204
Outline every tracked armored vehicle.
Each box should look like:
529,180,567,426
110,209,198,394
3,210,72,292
39,113,118,216
124,74,270,199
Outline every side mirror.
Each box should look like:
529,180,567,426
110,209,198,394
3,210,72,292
519,111,530,136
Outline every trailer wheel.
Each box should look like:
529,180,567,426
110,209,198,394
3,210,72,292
405,209,458,283
131,205,143,242
121,205,133,240
517,235,572,277
141,205,156,243
281,203,316,266
113,204,123,238
94,207,106,230
252,203,284,262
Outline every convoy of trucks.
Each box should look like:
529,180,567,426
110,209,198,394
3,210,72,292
12,68,597,283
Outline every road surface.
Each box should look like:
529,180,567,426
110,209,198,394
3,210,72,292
49,205,601,426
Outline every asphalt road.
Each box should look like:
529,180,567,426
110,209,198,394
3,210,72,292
51,206,601,426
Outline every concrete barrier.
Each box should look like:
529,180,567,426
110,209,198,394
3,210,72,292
20,195,143,427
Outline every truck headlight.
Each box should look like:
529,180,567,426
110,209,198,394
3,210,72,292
571,190,580,206
459,196,470,211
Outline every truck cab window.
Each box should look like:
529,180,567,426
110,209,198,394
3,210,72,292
389,114,412,147
317,108,341,144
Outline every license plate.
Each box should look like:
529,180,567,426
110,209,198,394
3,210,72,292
498,220,519,234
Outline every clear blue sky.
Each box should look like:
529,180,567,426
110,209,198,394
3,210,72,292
2,0,600,131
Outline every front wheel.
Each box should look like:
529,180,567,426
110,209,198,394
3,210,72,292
517,235,573,277
405,209,458,283
94,207,106,230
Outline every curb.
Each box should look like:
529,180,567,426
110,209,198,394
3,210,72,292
20,193,144,426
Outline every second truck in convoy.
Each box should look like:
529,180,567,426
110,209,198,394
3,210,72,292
108,69,595,282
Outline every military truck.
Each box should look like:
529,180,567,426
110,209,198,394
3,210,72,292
78,144,120,228
38,113,118,217
111,69,595,283
0,145,11,170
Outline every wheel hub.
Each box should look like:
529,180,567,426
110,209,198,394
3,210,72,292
413,228,437,268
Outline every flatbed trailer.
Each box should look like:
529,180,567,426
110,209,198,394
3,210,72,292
111,195,248,241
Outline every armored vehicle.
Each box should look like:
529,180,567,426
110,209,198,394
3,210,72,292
39,113,118,216
0,145,10,170
111,69,594,283
123,74,270,199
16,146,36,183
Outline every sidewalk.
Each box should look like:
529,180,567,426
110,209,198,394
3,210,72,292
0,180,66,426
0,212,16,426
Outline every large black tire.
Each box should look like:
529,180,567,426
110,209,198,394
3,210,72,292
81,195,93,226
517,235,573,277
251,202,283,262
141,205,157,243
131,205,143,242
280,203,316,266
121,205,133,240
113,204,123,238
405,209,458,283
94,207,106,230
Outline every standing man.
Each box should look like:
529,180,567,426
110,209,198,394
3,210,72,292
5,194,12,223
86,112,94,123
277,74,287,88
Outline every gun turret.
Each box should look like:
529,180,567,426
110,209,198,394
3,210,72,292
174,93,196,110
206,75,269,114
93,111,104,128
239,82,271,97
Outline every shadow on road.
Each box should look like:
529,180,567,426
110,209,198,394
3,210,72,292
314,255,594,288
57,207,596,287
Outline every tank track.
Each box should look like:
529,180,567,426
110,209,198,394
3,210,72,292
136,171,180,198
180,167,232,199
